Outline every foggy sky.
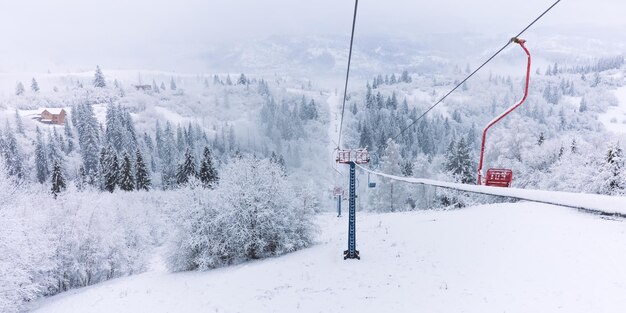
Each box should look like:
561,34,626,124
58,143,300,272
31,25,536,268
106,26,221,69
1,0,624,72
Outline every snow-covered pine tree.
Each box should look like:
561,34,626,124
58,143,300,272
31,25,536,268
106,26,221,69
118,153,135,191
93,65,106,88
75,102,101,181
31,78,40,92
238,73,248,85
579,97,588,112
176,149,197,185
35,127,49,183
77,165,87,190
170,77,177,90
155,120,164,158
14,109,24,135
152,79,159,93
444,137,473,184
198,146,218,189
15,82,25,96
50,160,66,199
176,124,185,152
105,102,123,151
603,143,625,195
135,150,151,191
160,122,178,189
2,124,24,179
400,70,412,83
100,145,119,192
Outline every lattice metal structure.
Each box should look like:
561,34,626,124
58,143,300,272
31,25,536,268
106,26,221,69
336,148,369,260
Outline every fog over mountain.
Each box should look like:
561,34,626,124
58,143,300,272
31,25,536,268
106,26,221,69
1,0,625,72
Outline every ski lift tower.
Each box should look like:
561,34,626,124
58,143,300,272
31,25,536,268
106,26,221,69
336,148,370,260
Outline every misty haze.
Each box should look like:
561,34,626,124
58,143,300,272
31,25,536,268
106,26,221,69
2,1,626,312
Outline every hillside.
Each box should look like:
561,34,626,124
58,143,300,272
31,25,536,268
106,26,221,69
30,202,626,313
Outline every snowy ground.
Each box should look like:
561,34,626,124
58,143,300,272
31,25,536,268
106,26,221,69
599,86,626,134
30,202,626,313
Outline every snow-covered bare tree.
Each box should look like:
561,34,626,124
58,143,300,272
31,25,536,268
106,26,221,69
167,155,315,271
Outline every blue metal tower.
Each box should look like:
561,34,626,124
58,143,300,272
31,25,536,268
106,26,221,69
343,161,360,259
336,148,368,260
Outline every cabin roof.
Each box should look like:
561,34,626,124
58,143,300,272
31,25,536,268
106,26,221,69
41,108,65,115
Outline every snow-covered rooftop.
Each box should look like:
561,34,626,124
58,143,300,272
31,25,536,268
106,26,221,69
41,108,65,115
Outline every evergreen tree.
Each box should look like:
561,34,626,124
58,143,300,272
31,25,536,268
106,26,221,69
2,124,24,179
77,165,87,190
75,102,101,181
161,122,178,189
105,102,123,151
15,82,25,96
160,82,166,90
135,150,151,191
93,65,106,88
538,132,545,146
155,120,164,158
604,143,624,194
400,70,412,83
118,153,135,191
50,161,66,199
579,97,588,112
176,124,185,151
198,146,218,188
35,127,49,183
238,73,248,85
100,145,119,192
170,77,177,90
444,137,473,184
176,149,197,185
152,79,160,93
14,109,24,135
64,118,73,138
31,78,40,92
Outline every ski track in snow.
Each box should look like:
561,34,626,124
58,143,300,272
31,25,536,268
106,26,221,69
31,202,626,313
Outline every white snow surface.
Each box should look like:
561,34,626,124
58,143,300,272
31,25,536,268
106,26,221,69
599,86,626,134
31,202,626,313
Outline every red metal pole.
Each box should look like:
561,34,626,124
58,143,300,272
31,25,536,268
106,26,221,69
477,38,531,185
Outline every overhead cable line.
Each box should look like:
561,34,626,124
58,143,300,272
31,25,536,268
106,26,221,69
391,0,561,141
337,0,359,150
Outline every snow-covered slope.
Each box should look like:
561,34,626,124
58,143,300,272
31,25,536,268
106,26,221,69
30,202,626,313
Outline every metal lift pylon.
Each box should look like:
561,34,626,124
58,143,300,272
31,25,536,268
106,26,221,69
336,148,369,260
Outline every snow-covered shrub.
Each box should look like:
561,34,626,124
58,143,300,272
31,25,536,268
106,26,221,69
167,156,316,271
0,172,160,312
45,191,155,294
0,167,53,313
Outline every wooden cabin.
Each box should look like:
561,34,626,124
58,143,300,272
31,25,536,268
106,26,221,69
40,108,66,125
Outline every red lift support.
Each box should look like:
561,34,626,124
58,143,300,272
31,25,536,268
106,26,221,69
477,38,531,186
